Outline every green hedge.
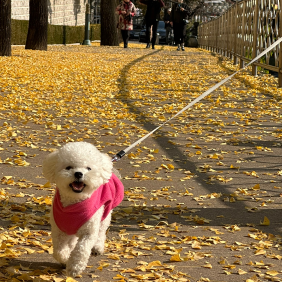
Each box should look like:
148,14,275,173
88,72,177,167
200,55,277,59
11,19,101,45
11,19,29,45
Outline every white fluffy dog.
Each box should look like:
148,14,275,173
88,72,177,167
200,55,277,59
43,142,124,277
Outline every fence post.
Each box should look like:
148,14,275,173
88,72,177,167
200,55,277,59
240,1,246,68
216,19,218,53
252,0,259,76
223,14,226,56
233,2,238,65
211,20,213,52
226,12,229,57
222,14,225,56
213,20,216,52
206,22,210,51
221,16,224,55
279,0,282,87
229,8,232,59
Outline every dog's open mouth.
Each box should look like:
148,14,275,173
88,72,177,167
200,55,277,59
69,181,86,193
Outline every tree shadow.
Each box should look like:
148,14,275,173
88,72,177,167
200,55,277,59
114,48,282,235
0,198,51,231
1,257,64,281
111,204,282,235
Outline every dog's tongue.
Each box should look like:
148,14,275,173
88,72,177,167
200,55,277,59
72,181,84,191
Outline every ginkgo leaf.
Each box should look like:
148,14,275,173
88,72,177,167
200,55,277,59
238,269,247,275
66,278,79,282
246,276,259,282
170,253,183,262
43,181,52,188
260,216,270,226
147,261,162,268
202,263,212,269
265,270,279,276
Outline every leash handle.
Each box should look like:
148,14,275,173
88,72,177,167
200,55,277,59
112,150,126,162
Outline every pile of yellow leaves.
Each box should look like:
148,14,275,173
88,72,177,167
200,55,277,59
0,43,282,282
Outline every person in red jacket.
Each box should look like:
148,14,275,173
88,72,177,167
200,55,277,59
116,0,137,48
139,0,165,49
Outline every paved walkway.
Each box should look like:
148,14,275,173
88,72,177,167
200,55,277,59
0,43,282,282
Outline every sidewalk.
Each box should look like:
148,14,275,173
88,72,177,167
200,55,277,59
0,43,282,282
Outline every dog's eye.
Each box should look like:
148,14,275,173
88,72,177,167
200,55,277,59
87,167,91,171
66,166,73,170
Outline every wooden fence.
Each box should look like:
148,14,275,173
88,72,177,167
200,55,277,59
198,0,282,87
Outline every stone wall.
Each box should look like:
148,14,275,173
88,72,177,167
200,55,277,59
11,0,86,26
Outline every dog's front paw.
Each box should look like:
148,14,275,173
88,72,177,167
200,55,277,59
91,249,99,256
53,251,69,265
66,264,83,278
91,248,103,256
91,244,104,256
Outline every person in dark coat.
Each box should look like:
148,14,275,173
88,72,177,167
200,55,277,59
170,0,189,51
164,8,172,44
139,0,165,49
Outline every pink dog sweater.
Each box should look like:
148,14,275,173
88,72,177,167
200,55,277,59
53,173,124,235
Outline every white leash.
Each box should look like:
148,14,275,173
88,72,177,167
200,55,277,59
112,37,282,162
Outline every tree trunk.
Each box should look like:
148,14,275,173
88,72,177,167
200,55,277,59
0,0,11,56
100,0,120,46
25,0,48,50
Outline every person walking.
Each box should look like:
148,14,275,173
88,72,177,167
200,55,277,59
170,0,189,51
164,8,172,44
139,0,165,49
116,0,137,48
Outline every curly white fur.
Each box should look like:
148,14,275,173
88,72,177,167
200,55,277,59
43,142,115,277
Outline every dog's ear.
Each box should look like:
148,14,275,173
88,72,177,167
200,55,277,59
99,153,114,181
42,150,59,183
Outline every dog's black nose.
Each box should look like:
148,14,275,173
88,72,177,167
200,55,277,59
74,172,83,179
